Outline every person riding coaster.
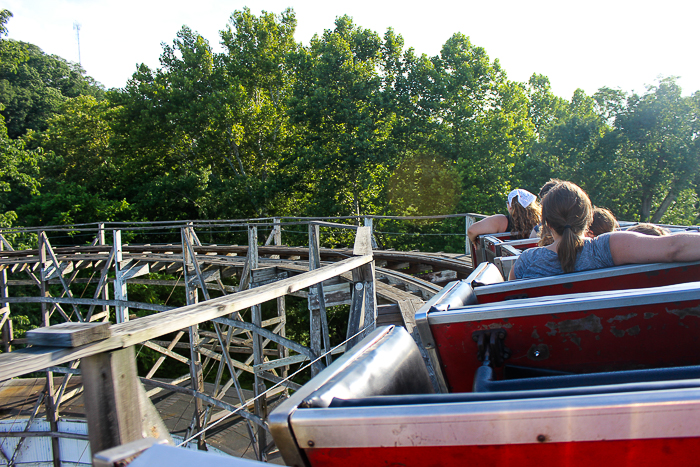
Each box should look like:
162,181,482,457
510,181,700,280
467,189,541,250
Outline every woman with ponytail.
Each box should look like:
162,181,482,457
511,181,700,280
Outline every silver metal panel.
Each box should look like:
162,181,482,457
128,443,267,467
415,282,463,394
268,326,395,467
430,280,700,324
0,419,91,466
494,256,517,280
291,386,700,448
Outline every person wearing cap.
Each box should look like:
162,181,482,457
467,189,542,248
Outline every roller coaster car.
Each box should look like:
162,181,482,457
269,325,700,467
474,234,539,277
417,261,700,392
269,261,700,467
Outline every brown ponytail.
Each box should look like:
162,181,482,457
541,182,592,273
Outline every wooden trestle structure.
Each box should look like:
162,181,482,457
0,216,475,464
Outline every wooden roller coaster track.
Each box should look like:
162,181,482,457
0,216,476,464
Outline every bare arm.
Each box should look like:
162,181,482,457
508,266,516,281
467,214,509,244
609,231,700,265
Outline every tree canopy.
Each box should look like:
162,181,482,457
1,7,698,246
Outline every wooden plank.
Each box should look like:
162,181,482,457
139,377,265,427
353,226,373,256
0,256,372,381
82,346,171,453
142,339,190,365
1,296,172,312
118,260,150,281
26,322,111,348
397,299,424,334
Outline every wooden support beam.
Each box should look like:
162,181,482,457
113,230,128,323
0,234,10,351
41,233,83,322
117,259,150,281
1,233,11,352
87,246,115,321
181,225,206,450
308,223,331,374
81,346,172,454
38,232,61,467
0,255,373,381
26,322,111,347
247,225,265,461
347,226,376,350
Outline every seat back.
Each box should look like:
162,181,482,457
429,281,700,392
476,261,700,303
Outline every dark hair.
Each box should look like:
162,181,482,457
627,223,670,236
539,178,563,200
589,207,618,237
510,196,541,239
542,181,593,273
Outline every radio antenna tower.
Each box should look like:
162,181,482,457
73,22,81,65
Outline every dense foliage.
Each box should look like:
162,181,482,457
1,7,699,247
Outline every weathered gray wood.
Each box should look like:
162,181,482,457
142,339,190,365
145,331,184,379
346,280,364,350
8,385,45,464
82,346,172,454
245,225,265,460
181,226,207,450
98,223,110,319
87,247,115,320
41,233,82,322
1,314,11,353
139,377,264,427
54,360,81,410
212,317,319,366
353,226,373,256
360,262,377,341
26,322,111,348
364,217,379,249
308,282,352,309
0,430,89,440
113,231,129,323
310,220,359,230
212,322,261,452
1,295,172,312
0,255,372,381
117,260,150,281
308,223,331,374
37,233,61,467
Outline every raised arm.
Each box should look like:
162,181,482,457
467,214,509,244
609,231,700,265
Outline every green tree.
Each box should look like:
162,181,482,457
110,9,299,221
0,40,104,139
428,34,535,214
0,110,42,227
17,95,130,227
289,16,399,217
613,78,700,222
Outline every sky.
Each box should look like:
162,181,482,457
3,0,698,99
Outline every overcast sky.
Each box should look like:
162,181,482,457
3,0,698,99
